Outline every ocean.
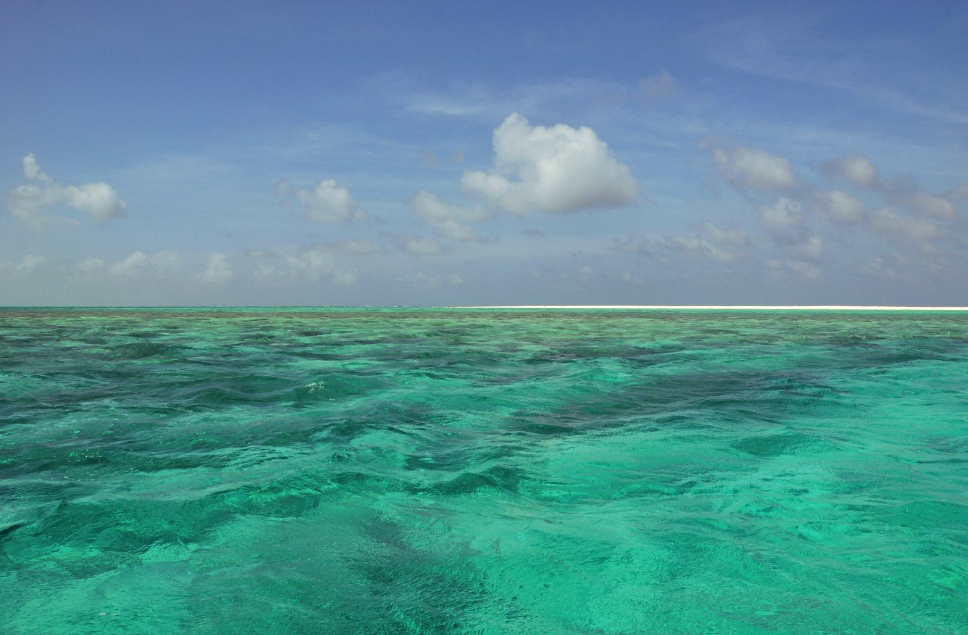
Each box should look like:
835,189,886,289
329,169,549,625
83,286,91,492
1,308,966,634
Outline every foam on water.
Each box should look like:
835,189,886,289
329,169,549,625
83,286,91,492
1,308,966,633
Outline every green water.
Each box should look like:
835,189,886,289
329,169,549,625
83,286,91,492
1,308,966,634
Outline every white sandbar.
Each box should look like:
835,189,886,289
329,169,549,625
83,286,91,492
460,305,968,311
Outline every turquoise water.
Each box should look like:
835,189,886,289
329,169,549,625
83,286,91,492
1,308,967,634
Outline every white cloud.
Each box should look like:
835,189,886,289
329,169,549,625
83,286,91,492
411,191,488,241
905,192,955,220
91,251,181,279
65,183,128,222
667,235,738,263
711,145,796,191
695,222,751,249
197,253,233,284
285,248,334,280
617,223,749,264
862,255,910,279
395,234,448,256
75,257,105,273
759,197,804,239
0,254,46,276
613,233,652,254
869,208,939,250
8,185,62,230
253,264,281,282
295,179,367,223
788,234,824,261
822,154,879,188
666,223,751,263
788,260,821,280
460,113,638,214
760,201,823,261
822,153,955,222
7,154,128,230
284,247,357,284
246,240,381,284
819,190,866,223
22,153,52,184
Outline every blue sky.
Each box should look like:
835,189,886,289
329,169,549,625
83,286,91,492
2,0,967,305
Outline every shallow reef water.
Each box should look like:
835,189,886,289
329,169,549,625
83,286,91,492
1,308,967,634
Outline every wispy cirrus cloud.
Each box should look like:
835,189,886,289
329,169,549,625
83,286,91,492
698,13,968,126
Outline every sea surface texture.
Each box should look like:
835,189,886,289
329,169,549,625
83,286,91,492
1,308,967,634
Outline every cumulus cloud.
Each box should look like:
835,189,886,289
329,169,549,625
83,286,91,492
788,234,824,261
615,223,749,264
75,257,105,273
822,154,879,188
246,240,381,284
394,234,449,256
284,247,357,285
8,154,128,230
822,153,954,221
666,235,737,263
759,197,805,240
0,254,46,276
666,223,751,263
758,199,825,261
107,251,180,278
710,145,797,191
411,191,488,241
73,251,178,279
695,223,751,249
869,208,940,251
22,153,52,184
613,233,652,255
290,179,367,223
905,192,955,220
862,252,920,280
197,253,233,284
460,113,638,214
253,265,281,282
818,190,866,223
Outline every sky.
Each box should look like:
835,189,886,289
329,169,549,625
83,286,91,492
2,0,967,306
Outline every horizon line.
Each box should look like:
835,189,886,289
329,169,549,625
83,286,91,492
2,305,968,311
